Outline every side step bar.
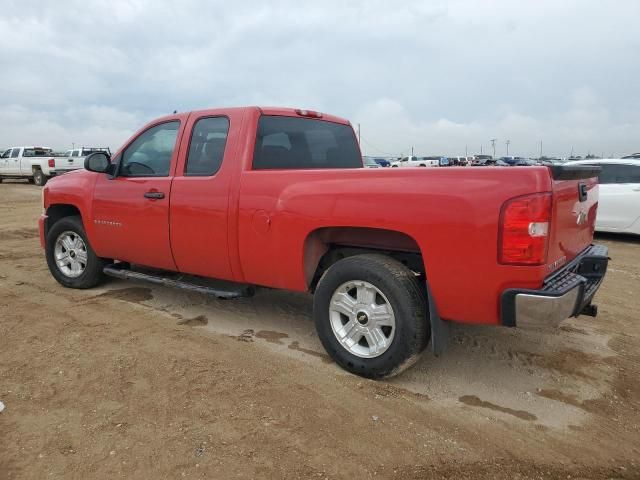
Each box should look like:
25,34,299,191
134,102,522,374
103,263,254,299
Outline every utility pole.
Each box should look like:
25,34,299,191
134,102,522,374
480,145,483,155
411,146,414,157
539,140,543,159
506,140,510,156
72,142,75,149
490,138,497,159
465,145,468,156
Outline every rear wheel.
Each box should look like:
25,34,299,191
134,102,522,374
45,216,107,289
33,170,47,186
313,254,430,378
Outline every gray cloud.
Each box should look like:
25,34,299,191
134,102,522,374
1,0,638,157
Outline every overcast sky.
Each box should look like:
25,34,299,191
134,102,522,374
1,0,638,158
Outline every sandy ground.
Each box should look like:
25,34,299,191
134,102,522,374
0,181,639,480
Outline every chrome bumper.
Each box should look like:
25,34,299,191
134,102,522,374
501,244,609,328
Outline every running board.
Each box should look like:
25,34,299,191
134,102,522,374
103,263,254,299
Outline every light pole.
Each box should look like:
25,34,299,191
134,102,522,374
490,138,497,159
506,140,510,156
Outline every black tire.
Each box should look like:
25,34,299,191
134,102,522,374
313,254,430,379
33,170,47,186
45,216,107,289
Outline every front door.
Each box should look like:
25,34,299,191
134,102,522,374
597,163,640,230
8,148,21,175
91,119,186,270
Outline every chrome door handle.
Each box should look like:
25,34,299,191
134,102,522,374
144,191,165,199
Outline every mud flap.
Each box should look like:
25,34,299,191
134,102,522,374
427,282,449,356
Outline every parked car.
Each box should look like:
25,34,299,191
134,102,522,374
39,106,608,379
363,157,380,168
373,158,391,167
0,146,83,185
566,159,640,235
471,154,494,165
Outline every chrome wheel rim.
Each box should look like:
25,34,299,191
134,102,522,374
329,280,396,358
54,231,88,278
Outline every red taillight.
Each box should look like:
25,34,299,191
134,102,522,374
295,109,323,118
499,192,552,265
48,158,55,168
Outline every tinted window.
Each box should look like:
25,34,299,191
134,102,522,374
121,121,179,177
185,117,229,176
11,148,20,158
1,149,10,159
253,116,360,170
596,164,640,184
23,148,52,157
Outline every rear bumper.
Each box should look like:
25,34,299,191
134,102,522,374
501,244,609,328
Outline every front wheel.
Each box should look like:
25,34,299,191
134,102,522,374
33,170,47,186
45,216,107,289
313,254,430,378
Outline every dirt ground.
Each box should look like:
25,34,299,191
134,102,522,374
1,181,639,480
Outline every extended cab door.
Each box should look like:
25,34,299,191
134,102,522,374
169,110,242,281
91,117,188,270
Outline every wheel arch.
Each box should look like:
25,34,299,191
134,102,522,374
45,204,83,240
303,226,425,292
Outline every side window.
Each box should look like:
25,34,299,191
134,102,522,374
64,150,72,157
11,148,20,158
615,164,640,183
72,150,80,157
252,116,361,170
185,117,229,176
120,121,180,177
1,149,10,159
597,164,640,184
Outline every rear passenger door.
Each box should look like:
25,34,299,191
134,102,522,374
169,113,236,281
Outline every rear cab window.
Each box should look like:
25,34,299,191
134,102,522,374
252,116,361,170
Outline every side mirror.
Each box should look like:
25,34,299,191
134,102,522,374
84,152,112,174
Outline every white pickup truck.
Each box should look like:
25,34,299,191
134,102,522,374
391,156,446,168
0,146,110,186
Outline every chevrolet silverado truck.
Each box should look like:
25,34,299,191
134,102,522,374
0,146,84,185
38,106,608,378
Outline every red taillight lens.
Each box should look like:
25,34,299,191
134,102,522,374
48,158,55,168
499,192,552,265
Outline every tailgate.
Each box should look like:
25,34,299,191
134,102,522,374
55,156,84,171
546,165,600,271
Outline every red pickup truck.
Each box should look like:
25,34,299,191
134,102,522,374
39,106,608,378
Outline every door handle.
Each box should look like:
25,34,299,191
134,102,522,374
144,191,165,200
